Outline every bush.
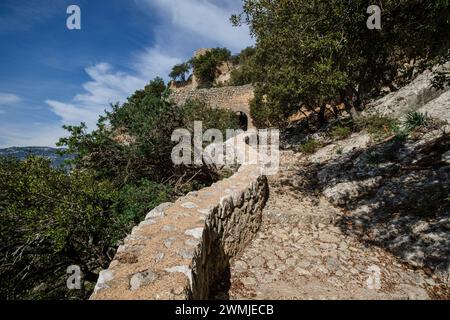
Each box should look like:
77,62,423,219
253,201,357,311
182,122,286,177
230,47,256,86
111,179,172,241
0,157,118,299
299,139,321,154
58,78,240,189
1,77,240,300
249,95,290,129
330,126,352,140
404,111,431,130
189,48,231,88
358,115,400,141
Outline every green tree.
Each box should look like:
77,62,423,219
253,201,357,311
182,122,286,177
230,47,257,86
190,48,232,88
169,63,191,82
232,0,450,128
0,156,172,300
0,157,117,299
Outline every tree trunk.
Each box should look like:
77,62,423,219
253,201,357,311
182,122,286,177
318,104,326,126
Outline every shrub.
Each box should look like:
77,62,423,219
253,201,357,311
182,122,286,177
58,78,240,189
230,47,256,86
358,115,400,141
230,64,254,86
249,96,290,129
404,111,431,130
3,76,241,300
0,157,118,299
169,63,191,82
299,139,321,154
330,126,352,140
189,48,231,88
111,179,172,242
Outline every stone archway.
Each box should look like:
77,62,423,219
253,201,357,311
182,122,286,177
236,111,249,131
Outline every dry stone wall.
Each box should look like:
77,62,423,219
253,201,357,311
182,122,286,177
90,134,269,300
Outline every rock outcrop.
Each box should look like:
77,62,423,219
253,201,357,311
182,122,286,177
364,63,450,121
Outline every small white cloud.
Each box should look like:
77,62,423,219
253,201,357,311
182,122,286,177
139,0,253,52
45,50,180,130
0,93,21,105
45,100,101,129
133,47,182,80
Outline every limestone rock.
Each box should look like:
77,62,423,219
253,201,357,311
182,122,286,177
145,202,172,220
130,269,159,291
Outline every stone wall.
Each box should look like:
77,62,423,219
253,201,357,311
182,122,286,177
170,85,255,128
90,134,269,300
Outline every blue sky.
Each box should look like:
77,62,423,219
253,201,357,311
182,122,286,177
0,0,253,147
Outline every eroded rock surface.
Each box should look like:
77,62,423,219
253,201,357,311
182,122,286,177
229,148,449,300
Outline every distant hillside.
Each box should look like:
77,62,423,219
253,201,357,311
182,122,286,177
0,147,74,168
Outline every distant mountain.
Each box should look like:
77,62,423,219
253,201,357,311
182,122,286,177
0,147,74,168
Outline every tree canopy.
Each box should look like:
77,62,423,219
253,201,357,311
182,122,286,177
232,0,450,127
169,63,191,82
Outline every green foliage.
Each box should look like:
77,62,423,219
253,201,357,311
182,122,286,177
299,139,321,154
0,157,117,299
189,48,231,88
358,115,400,141
404,111,431,131
169,63,191,82
58,77,240,189
127,77,167,104
230,47,257,86
233,0,450,127
111,179,171,242
330,126,352,140
249,93,291,129
1,76,240,300
237,47,256,63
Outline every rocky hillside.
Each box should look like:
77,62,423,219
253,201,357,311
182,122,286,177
228,67,450,299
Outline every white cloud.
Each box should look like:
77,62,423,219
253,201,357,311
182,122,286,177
0,93,21,105
140,0,253,52
45,50,180,130
133,48,182,81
